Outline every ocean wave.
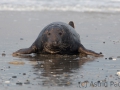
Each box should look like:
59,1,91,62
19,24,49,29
0,5,120,12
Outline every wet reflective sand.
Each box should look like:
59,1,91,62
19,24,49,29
0,11,120,90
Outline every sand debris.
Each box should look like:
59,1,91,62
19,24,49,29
112,58,116,60
9,61,25,65
4,81,10,84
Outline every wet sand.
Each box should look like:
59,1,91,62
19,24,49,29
0,11,120,90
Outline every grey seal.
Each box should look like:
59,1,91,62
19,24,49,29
13,21,103,57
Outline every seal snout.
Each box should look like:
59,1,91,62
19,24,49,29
52,41,60,46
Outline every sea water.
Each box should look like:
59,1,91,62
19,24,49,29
0,0,120,12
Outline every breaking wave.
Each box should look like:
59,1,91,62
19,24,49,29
0,0,120,12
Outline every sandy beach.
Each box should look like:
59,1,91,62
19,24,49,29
0,11,120,90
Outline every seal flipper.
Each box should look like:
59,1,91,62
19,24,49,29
78,44,103,57
12,46,37,56
68,21,75,28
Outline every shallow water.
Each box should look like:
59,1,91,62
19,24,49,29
0,11,120,90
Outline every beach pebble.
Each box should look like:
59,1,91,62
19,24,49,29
40,64,44,68
53,75,57,77
109,57,113,60
109,57,117,60
117,56,120,58
12,76,17,78
5,81,10,84
112,58,116,61
97,81,101,83
24,80,30,84
16,82,23,85
117,72,120,76
49,60,52,62
2,53,6,56
99,52,102,54
23,73,26,75
20,38,23,40
110,75,112,77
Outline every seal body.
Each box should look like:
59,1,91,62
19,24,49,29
13,21,103,57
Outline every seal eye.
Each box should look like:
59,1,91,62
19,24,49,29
59,32,62,35
48,33,51,35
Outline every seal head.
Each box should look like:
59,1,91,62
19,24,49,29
43,25,66,53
